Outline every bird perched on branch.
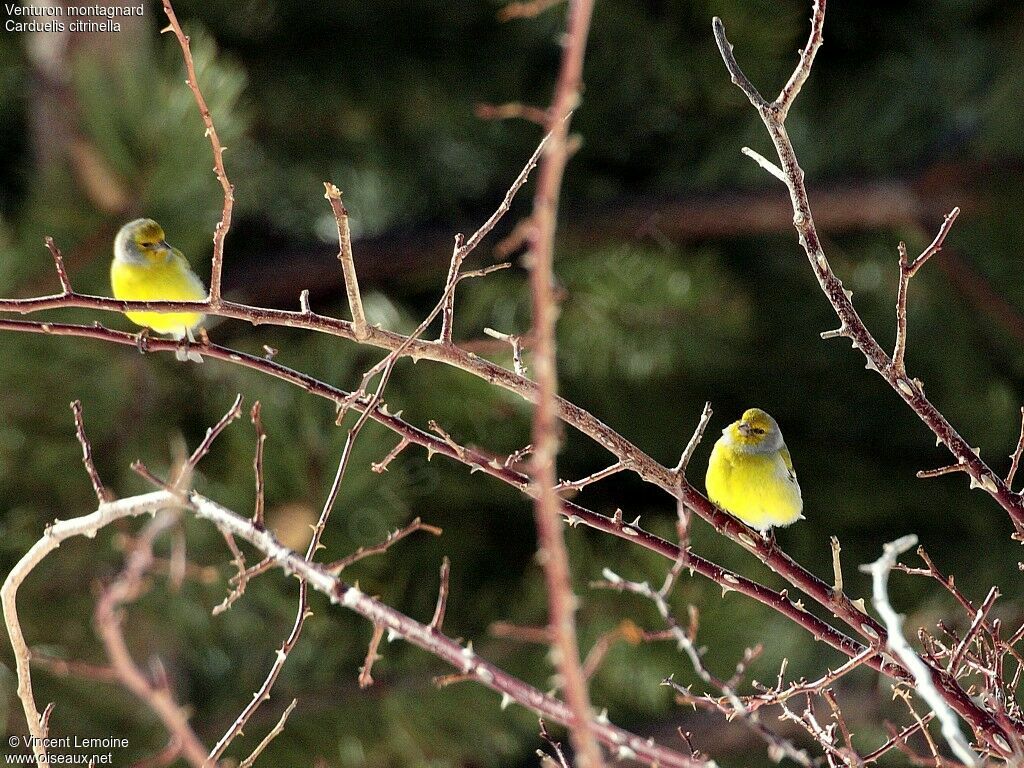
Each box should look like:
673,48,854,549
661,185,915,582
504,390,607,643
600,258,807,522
705,408,803,531
111,218,206,361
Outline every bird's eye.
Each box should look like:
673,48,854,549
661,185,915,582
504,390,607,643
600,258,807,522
752,427,765,435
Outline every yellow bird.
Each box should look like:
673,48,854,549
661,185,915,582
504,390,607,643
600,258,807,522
111,218,206,359
705,408,803,531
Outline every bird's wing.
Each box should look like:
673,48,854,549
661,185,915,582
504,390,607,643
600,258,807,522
171,247,208,295
780,445,797,482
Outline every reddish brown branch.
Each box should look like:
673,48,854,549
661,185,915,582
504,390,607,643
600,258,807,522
70,400,113,503
94,512,209,767
328,517,442,574
250,401,267,528
161,0,233,305
894,207,960,374
324,183,368,338
527,0,600,763
358,624,386,689
430,556,451,632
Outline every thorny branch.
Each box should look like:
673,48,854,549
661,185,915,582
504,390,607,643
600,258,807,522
160,0,233,306
3,486,706,768
713,1,1024,538
526,0,602,764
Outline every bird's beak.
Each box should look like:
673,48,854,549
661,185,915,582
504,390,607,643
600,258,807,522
158,240,170,251
738,422,753,437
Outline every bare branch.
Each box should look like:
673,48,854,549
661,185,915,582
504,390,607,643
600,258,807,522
894,208,961,374
484,327,529,376
324,183,369,339
327,517,442,574
178,394,244,488
741,147,786,183
916,462,969,480
775,0,826,118
70,400,113,503
556,462,624,494
358,624,386,689
371,437,411,474
94,512,209,767
44,237,72,295
860,535,981,766
673,402,713,479
430,556,451,632
1007,407,1024,491
238,699,297,768
250,401,267,528
830,535,844,597
160,0,234,305
526,0,601,763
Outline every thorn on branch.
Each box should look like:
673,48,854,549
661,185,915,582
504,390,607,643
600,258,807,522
324,182,369,339
893,207,960,375
70,400,114,504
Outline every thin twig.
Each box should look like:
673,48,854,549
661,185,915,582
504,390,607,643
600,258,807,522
556,461,624,494
324,183,369,339
893,208,961,374
673,402,713,478
327,517,442,574
44,237,72,295
161,0,233,305
430,557,451,632
250,401,267,528
238,699,297,768
741,147,786,183
372,437,411,474
358,625,386,689
830,536,843,597
70,400,113,503
1007,407,1024,491
860,536,981,766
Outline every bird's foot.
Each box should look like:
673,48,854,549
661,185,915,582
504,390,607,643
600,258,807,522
176,327,204,363
135,328,151,355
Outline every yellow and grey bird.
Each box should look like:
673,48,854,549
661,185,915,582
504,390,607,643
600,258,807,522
705,407,803,531
111,218,206,359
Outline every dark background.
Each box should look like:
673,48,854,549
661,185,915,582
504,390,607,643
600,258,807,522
2,0,1023,765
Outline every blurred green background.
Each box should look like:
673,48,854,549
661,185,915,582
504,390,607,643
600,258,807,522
2,0,1024,765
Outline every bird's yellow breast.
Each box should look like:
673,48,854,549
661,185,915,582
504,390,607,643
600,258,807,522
705,440,802,530
110,256,205,337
